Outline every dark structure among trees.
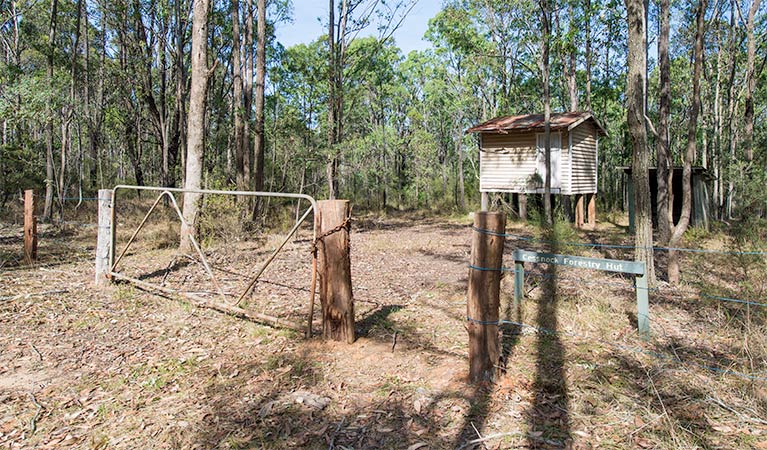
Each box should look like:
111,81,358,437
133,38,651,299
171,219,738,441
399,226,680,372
622,167,712,232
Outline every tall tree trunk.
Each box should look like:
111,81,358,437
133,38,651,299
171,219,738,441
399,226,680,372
584,0,592,111
713,25,723,218
231,0,246,190
243,0,254,188
540,0,553,226
656,0,671,243
668,0,706,284
625,0,656,284
58,0,82,219
170,0,187,189
179,0,211,253
327,0,337,199
725,0,737,218
567,1,578,112
43,0,58,222
252,0,267,217
456,127,465,210
743,0,761,162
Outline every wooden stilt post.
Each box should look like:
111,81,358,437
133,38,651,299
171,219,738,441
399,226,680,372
563,195,573,223
519,194,527,221
467,211,505,383
481,192,489,211
95,189,114,286
575,194,585,229
316,200,355,343
588,193,597,229
23,190,37,265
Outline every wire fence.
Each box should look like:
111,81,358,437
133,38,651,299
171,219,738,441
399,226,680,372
468,224,767,383
472,226,767,255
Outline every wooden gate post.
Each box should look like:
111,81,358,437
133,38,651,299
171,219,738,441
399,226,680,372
316,200,355,343
23,190,37,264
467,211,505,383
95,189,114,286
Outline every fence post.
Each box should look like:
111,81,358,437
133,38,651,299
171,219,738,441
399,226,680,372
95,189,114,286
316,200,355,343
636,268,650,340
467,211,505,383
23,190,37,264
514,260,524,306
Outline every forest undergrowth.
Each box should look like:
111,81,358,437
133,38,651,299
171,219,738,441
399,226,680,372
1,200,766,449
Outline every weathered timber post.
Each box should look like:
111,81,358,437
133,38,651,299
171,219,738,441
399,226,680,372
467,211,505,383
480,192,489,211
23,190,37,264
95,189,114,286
575,194,585,229
587,193,597,229
316,200,355,343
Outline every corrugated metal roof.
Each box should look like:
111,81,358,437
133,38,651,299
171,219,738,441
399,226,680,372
466,111,608,136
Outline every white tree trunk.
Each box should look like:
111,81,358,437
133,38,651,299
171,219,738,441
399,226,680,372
179,0,210,253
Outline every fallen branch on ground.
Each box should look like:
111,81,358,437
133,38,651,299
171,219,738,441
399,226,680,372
0,289,69,303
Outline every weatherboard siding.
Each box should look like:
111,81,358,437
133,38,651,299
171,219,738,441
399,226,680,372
479,132,572,194
570,123,598,194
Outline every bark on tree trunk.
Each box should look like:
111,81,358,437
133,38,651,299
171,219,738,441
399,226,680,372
327,0,337,200
232,0,246,191
540,0,553,226
43,0,58,222
626,0,656,284
656,0,672,244
179,0,211,253
252,0,267,219
243,0,254,188
585,0,593,111
567,1,578,112
743,0,761,162
668,0,706,284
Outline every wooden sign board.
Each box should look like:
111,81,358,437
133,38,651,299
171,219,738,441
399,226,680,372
512,249,650,339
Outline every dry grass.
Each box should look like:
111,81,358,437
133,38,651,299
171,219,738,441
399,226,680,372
0,205,766,449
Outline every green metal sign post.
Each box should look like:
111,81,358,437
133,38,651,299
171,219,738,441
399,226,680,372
512,249,650,339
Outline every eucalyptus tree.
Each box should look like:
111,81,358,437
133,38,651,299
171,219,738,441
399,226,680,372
325,0,418,200
253,0,266,217
625,0,655,283
179,0,211,253
656,0,671,243
667,0,707,284
44,0,59,221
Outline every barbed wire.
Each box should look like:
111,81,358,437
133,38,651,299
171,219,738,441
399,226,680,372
472,226,767,256
468,264,767,308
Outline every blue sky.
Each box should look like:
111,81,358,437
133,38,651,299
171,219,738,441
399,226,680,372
275,0,443,54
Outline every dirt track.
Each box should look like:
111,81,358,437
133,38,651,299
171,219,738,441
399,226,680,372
1,214,766,449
